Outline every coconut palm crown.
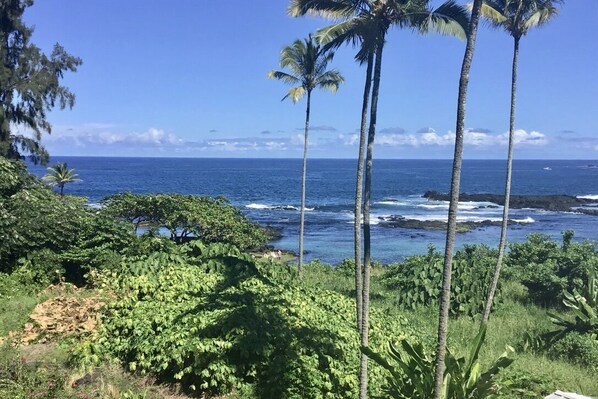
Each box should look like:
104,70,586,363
268,35,344,103
43,162,80,196
480,0,561,39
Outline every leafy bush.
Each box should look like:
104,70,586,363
384,245,497,316
78,244,409,398
507,232,598,307
101,192,268,249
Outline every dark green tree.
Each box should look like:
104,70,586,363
480,0,562,325
0,0,81,165
268,35,344,276
43,162,80,196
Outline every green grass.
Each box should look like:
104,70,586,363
301,265,598,398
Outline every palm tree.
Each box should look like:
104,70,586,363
480,0,561,326
432,1,484,398
268,36,344,277
43,162,80,196
291,2,468,398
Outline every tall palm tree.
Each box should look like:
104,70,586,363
268,36,344,276
480,0,561,326
432,1,484,398
43,162,80,196
291,2,468,398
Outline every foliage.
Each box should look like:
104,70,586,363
547,269,598,341
0,0,82,165
43,162,80,196
384,245,497,316
362,326,514,399
101,193,267,249
77,244,408,398
507,232,598,307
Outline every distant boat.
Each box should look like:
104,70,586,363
543,167,552,171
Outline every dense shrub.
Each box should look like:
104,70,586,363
507,232,598,307
78,244,410,398
383,245,497,316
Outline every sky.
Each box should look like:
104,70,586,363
20,0,598,159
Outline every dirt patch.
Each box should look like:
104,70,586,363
12,284,106,345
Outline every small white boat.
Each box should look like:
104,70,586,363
543,167,552,171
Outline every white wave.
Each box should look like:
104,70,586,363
400,214,503,223
376,200,409,206
577,195,598,200
246,203,271,210
245,203,314,211
512,217,535,224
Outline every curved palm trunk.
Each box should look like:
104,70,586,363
59,184,65,196
360,44,383,399
298,90,312,277
432,1,483,398
354,51,374,332
482,36,520,325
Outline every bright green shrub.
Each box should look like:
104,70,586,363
383,245,497,316
80,245,409,398
507,232,598,307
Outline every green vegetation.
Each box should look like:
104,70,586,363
1,1,594,398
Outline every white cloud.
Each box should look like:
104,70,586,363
378,134,419,146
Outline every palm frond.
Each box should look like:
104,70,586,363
478,1,508,27
268,70,301,85
421,0,470,40
282,86,307,103
316,70,345,92
523,3,559,31
288,0,362,19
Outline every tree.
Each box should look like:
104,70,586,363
43,162,80,196
268,35,344,276
432,1,484,398
0,0,81,165
480,0,561,325
291,1,468,397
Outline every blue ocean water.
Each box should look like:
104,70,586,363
28,157,598,264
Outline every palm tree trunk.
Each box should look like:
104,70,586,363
60,184,65,196
481,36,520,325
432,2,483,398
354,51,374,332
298,89,312,277
360,44,383,399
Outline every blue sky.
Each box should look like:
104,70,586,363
23,0,598,159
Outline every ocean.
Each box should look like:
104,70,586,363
28,157,598,264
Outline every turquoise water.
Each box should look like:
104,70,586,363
29,158,598,264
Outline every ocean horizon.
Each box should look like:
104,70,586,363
28,157,598,264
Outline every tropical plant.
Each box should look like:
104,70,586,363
481,0,562,325
362,326,514,398
0,0,81,165
43,162,80,196
268,36,343,276
547,269,598,342
290,2,468,396
434,1,484,397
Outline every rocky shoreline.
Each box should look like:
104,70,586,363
423,191,598,214
377,215,528,233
